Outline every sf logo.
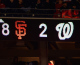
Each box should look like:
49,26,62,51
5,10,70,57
15,21,27,39
56,22,74,40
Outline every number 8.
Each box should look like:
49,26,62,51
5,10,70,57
2,23,10,36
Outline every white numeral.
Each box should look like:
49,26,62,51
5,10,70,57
39,23,47,37
2,23,10,36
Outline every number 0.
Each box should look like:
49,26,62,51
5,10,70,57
39,23,47,37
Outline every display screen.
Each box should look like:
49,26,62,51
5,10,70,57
0,18,79,41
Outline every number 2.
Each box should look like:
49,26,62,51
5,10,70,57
39,23,47,37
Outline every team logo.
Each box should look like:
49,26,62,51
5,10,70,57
15,21,27,39
56,22,74,40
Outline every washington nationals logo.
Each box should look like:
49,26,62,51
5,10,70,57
56,22,74,40
15,21,27,40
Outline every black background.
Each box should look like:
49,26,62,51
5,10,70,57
0,18,79,42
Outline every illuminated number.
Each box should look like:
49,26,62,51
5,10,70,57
2,23,10,36
39,23,47,37
56,22,74,40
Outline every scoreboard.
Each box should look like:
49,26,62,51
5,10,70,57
0,17,79,41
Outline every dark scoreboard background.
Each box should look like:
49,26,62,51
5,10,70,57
0,18,79,42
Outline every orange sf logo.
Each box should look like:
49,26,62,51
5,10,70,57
15,21,27,39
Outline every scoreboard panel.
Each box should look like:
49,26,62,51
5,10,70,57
0,18,79,41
